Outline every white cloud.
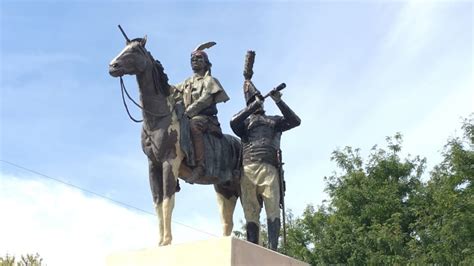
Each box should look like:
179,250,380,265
0,173,220,266
382,1,438,58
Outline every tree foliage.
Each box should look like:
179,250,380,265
0,253,43,266
281,132,426,264
409,117,474,264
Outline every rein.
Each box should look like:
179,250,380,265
120,76,143,123
116,41,173,124
119,76,172,123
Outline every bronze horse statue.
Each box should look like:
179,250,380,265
108,35,241,246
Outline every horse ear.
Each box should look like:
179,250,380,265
141,35,147,47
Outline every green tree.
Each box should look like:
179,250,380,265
410,116,474,264
0,253,44,266
0,254,15,266
280,205,324,265
282,133,426,264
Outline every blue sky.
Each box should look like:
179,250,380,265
1,1,472,265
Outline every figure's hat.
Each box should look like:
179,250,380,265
243,80,261,106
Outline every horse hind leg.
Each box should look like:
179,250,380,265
214,183,239,236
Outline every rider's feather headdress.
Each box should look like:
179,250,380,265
193,41,216,52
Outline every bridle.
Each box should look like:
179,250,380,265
117,45,173,123
117,53,179,165
119,76,173,123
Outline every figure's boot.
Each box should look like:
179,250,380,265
246,222,259,245
189,130,205,182
267,218,281,251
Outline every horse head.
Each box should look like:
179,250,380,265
109,36,150,77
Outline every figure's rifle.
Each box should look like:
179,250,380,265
277,149,287,246
263,83,286,99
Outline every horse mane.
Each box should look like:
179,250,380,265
130,38,171,96
150,54,171,97
142,50,170,97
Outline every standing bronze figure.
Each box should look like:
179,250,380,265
230,51,301,250
108,29,240,246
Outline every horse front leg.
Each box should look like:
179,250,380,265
154,202,165,246
160,159,179,245
214,183,239,236
149,160,165,246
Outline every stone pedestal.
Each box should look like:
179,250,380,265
107,236,309,266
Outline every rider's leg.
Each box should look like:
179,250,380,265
189,117,207,181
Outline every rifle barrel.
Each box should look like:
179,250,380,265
263,83,286,98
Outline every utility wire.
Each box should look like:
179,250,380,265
0,159,218,238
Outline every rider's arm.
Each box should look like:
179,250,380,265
170,83,184,103
185,76,229,118
184,92,214,118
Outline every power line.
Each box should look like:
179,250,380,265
0,159,218,238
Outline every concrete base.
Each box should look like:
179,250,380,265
107,236,309,266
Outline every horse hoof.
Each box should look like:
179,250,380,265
161,240,172,246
